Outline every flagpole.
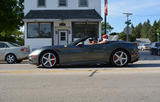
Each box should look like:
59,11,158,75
104,12,107,34
104,0,107,35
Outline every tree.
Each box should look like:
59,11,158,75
148,21,160,42
0,0,24,33
134,23,142,38
156,27,160,41
118,32,136,42
148,27,157,42
118,32,126,41
131,19,160,42
141,19,151,38
129,33,136,42
0,29,24,45
101,22,114,35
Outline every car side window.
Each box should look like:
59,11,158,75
0,43,8,48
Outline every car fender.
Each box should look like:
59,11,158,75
106,43,132,63
38,48,60,65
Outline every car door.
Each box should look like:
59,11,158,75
0,43,8,60
85,44,108,62
60,43,109,64
58,45,91,64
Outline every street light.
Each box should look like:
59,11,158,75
123,13,133,41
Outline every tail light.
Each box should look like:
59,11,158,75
20,48,29,52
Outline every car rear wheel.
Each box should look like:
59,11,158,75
6,54,17,64
111,50,129,67
41,52,57,68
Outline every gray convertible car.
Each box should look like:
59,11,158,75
29,36,139,68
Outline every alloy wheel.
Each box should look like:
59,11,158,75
6,54,16,64
41,52,57,68
112,51,128,67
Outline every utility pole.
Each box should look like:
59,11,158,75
123,13,132,41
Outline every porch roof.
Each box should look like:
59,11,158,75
24,9,102,21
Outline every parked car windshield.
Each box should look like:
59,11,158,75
144,44,151,47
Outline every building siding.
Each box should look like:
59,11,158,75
24,0,101,15
24,0,101,51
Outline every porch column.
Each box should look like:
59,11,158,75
99,21,102,40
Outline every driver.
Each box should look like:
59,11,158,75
89,38,97,45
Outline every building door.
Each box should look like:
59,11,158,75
58,31,68,45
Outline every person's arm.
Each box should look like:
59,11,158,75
97,39,107,44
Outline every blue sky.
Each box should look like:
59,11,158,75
101,0,160,33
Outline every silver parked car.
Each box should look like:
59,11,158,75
0,42,30,64
138,43,151,51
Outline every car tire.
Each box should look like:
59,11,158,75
41,52,57,68
111,50,129,67
6,54,17,64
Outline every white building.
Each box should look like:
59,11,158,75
24,0,102,50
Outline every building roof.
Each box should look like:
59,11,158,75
24,9,102,20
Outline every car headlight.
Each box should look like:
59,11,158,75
29,49,41,56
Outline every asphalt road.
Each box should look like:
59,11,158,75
1,70,160,102
0,51,160,102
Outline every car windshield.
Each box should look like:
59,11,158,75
68,36,89,46
7,42,20,47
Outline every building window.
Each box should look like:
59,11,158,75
40,23,52,38
27,23,52,38
38,0,46,7
28,23,39,38
79,0,88,7
72,22,98,38
59,0,67,6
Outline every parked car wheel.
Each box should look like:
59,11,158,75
41,52,57,68
111,50,129,67
6,54,17,64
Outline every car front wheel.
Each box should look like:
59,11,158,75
111,50,129,67
41,52,57,68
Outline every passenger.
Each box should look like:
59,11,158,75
97,35,108,44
